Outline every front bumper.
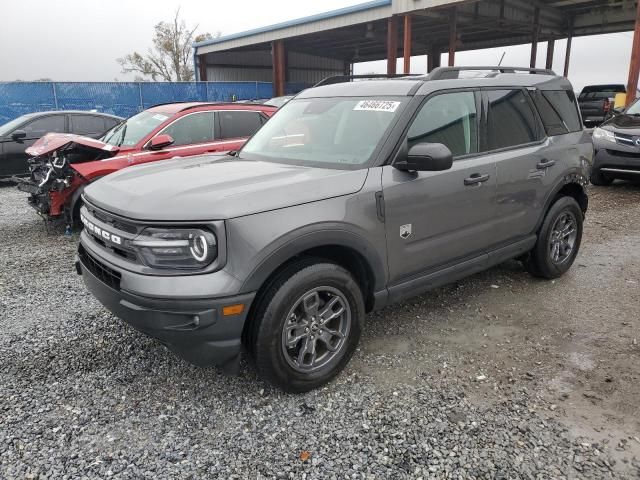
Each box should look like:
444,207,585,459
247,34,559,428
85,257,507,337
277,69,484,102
75,243,255,368
594,148,640,180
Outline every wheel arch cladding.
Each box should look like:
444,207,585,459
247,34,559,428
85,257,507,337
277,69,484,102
240,230,386,314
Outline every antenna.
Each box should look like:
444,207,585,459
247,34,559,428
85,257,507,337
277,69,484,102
498,52,506,66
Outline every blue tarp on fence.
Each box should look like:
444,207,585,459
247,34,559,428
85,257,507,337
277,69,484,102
0,81,307,124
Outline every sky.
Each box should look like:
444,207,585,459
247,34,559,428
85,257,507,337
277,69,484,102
0,0,635,93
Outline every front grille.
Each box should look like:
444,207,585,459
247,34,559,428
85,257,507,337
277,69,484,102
614,132,635,146
83,199,140,235
606,149,640,159
82,198,141,264
78,244,122,291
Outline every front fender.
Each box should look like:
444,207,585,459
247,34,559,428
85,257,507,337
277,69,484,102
238,225,388,295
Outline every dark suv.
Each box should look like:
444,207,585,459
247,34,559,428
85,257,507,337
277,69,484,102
75,67,592,392
0,111,122,178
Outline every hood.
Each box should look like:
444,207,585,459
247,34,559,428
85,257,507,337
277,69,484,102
601,113,640,133
26,133,120,157
84,155,369,221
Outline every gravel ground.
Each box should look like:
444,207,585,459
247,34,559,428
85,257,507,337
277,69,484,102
1,183,639,479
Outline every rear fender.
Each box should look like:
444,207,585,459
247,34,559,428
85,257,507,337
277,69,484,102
535,173,589,232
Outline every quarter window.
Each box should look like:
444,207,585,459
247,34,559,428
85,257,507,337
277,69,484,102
487,89,540,150
70,115,109,136
161,112,215,146
531,90,582,135
407,91,478,157
23,115,65,136
218,111,263,139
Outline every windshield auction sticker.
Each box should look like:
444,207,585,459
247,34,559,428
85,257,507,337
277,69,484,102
354,100,401,113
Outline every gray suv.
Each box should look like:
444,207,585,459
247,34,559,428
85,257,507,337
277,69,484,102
75,67,592,392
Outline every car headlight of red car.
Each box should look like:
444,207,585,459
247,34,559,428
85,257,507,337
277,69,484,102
131,227,217,270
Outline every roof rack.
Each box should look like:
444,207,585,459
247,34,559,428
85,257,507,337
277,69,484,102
146,101,268,112
427,66,556,80
314,73,421,88
178,102,269,111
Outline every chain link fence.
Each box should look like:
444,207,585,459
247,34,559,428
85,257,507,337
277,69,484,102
0,81,306,124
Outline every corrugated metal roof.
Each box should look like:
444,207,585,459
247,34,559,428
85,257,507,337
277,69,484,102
194,0,392,50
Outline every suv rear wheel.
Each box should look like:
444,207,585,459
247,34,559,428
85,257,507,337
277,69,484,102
526,196,583,279
249,261,364,393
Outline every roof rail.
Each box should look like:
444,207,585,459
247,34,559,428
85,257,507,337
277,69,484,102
427,66,556,80
178,102,270,112
314,73,421,88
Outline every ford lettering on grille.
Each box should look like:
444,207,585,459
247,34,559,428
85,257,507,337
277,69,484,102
80,213,122,245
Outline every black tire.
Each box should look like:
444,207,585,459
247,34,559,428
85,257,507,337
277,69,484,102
590,168,613,186
526,196,583,279
248,260,364,393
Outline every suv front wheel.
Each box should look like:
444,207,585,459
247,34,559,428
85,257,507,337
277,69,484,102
249,261,364,393
526,196,583,279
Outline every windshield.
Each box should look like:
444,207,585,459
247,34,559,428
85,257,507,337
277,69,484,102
0,116,29,137
240,97,406,168
626,100,640,115
100,110,171,147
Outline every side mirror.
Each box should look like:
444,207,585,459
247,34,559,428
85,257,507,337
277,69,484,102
395,143,453,172
12,130,27,140
149,134,174,150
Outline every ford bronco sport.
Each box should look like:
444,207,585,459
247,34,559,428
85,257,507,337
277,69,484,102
76,67,592,393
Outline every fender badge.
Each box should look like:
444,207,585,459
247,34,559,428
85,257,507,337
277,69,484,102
400,224,412,239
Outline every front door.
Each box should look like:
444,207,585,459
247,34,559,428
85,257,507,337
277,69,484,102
382,90,498,285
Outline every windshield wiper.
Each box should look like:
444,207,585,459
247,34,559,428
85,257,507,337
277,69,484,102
116,124,127,147
102,120,126,144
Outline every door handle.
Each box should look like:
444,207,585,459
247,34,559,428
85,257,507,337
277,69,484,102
464,173,490,186
536,159,556,169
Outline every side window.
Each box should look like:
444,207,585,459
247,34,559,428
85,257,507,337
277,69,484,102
218,111,263,139
23,115,65,137
487,90,541,150
407,91,478,157
70,115,109,136
161,112,215,146
531,90,582,135
104,117,120,131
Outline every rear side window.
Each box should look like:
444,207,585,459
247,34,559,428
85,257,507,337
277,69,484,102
104,117,120,130
162,112,215,146
218,111,263,139
70,115,108,136
487,89,540,150
531,90,582,135
407,91,478,157
23,115,65,137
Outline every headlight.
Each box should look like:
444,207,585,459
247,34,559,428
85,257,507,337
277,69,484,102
592,127,616,143
131,227,217,270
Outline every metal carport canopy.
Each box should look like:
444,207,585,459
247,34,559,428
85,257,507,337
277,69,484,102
194,0,640,101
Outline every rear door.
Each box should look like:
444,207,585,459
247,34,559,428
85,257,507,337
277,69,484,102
69,114,111,138
4,114,65,176
484,88,553,245
382,90,498,284
215,110,267,151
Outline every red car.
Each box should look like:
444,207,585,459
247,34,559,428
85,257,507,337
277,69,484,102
15,102,276,224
